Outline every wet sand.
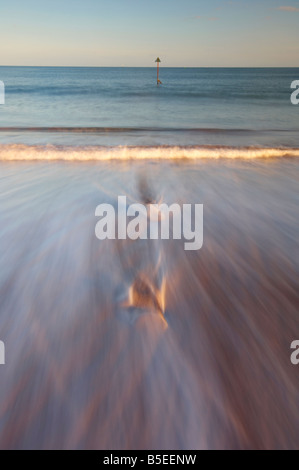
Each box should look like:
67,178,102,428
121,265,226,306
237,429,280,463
0,158,298,449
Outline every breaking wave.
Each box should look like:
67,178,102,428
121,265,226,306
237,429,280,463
0,144,298,161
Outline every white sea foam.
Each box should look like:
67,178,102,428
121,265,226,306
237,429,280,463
0,144,298,161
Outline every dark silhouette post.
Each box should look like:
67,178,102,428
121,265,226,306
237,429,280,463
155,57,162,85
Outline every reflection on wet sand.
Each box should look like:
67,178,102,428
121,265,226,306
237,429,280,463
0,159,298,449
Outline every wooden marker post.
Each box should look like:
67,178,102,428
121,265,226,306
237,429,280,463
155,57,162,85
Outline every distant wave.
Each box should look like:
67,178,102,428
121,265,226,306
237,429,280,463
5,86,290,101
0,127,297,134
0,144,298,161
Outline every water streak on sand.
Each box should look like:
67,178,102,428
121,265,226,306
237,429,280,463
0,160,298,449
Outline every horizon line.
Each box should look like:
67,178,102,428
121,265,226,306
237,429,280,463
0,65,299,68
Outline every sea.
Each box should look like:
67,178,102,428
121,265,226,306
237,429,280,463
0,67,298,450
0,67,299,152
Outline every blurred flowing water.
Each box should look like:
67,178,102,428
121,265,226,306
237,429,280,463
0,158,298,449
0,66,299,449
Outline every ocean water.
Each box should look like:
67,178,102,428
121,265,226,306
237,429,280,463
0,66,299,150
0,68,299,449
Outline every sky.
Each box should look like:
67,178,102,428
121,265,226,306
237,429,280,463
0,0,299,66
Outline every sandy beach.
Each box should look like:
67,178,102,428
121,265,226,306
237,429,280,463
0,157,298,449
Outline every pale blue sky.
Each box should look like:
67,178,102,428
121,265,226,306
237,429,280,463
0,0,299,66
